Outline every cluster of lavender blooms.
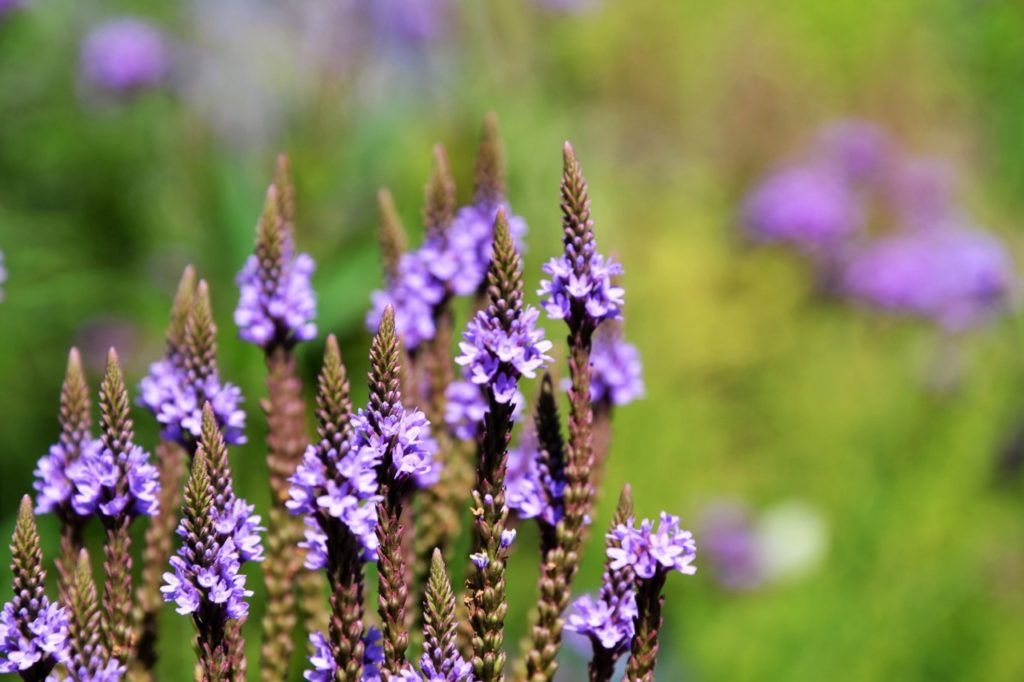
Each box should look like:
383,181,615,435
139,277,247,449
2,126,692,682
743,120,1015,331
80,18,169,94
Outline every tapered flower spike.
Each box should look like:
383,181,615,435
289,335,382,681
378,188,408,283
458,212,551,682
425,144,456,240
416,549,474,680
524,143,624,682
274,153,296,236
567,485,636,682
474,111,506,206
33,347,97,598
0,496,69,680
67,549,123,681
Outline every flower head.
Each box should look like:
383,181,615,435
141,276,247,448
565,591,636,651
608,512,697,580
304,628,384,682
80,18,168,93
842,224,1014,331
742,164,863,251
590,322,645,408
236,170,318,350
0,497,70,677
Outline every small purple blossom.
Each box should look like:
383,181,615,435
590,323,645,407
67,658,126,681
216,497,265,563
288,434,383,562
80,18,168,93
162,537,252,620
742,164,863,251
444,379,524,441
469,553,489,569
367,250,445,351
565,590,636,651
500,529,516,548
506,425,565,528
446,201,528,296
0,600,69,674
304,627,384,682
608,513,697,580
235,249,317,348
66,444,160,520
396,653,475,681
33,439,102,516
842,224,1014,331
699,502,762,591
455,306,552,405
139,359,247,447
538,253,624,323
354,406,438,488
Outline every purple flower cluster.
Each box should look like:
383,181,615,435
356,406,438,488
67,658,125,682
288,433,383,564
235,250,317,348
699,502,762,591
304,627,384,682
0,600,69,675
367,202,527,351
608,513,697,579
565,589,636,651
444,380,524,442
743,120,1016,329
539,254,624,324
139,360,247,447
590,323,645,408
162,537,252,620
66,444,160,520
742,165,863,251
843,224,1013,331
455,306,552,405
33,439,102,516
80,18,169,94
506,426,563,527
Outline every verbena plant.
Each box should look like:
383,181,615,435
1,116,696,682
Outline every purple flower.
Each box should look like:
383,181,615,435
80,18,168,93
742,165,863,251
66,444,160,520
469,553,489,569
608,512,697,580
506,426,563,527
139,359,247,447
33,439,102,516
215,497,265,563
444,379,525,442
699,502,762,591
235,250,317,349
842,224,1014,331
455,306,552,405
367,250,445,351
288,435,383,562
817,119,892,182
538,253,624,323
304,627,384,682
396,653,475,681
565,590,636,651
0,0,23,20
446,201,528,296
500,529,516,548
590,323,645,407
162,538,252,620
0,600,69,674
354,406,438,488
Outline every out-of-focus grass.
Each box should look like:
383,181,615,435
2,0,1024,679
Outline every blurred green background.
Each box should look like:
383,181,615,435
3,0,1024,679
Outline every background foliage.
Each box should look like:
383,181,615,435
2,0,1024,679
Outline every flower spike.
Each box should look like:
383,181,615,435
377,187,408,283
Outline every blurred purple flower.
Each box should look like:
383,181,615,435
699,502,762,591
817,119,892,182
742,165,863,251
0,0,22,20
366,0,451,45
81,18,169,93
590,322,644,408
0,249,6,302
842,224,1014,331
